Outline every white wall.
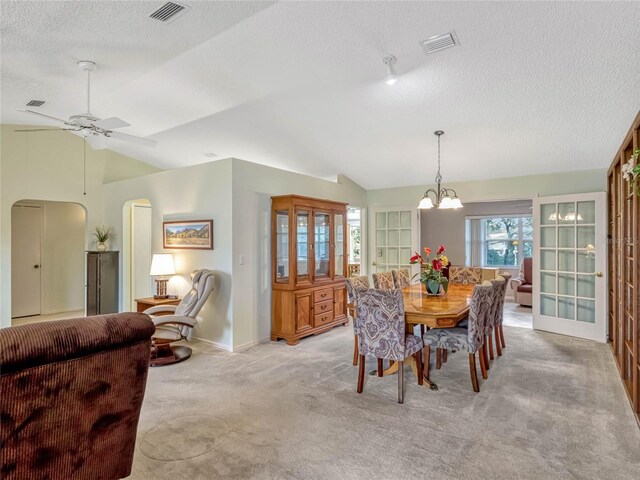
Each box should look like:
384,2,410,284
231,159,367,350
39,201,86,314
366,168,607,207
0,125,162,326
101,159,234,350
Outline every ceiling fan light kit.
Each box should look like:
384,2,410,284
15,61,157,148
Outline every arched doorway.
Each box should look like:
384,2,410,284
11,200,86,324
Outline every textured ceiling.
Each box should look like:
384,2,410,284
2,1,639,189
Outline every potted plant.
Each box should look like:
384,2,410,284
410,245,450,295
92,225,114,252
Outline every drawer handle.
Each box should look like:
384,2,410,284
321,293,327,298
320,304,327,310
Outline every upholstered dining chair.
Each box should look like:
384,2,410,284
346,275,370,367
353,287,424,403
144,269,215,366
485,277,506,366
392,268,411,289
372,270,395,290
422,282,493,392
449,266,483,286
494,272,511,351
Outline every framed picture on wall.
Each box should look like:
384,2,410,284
163,220,213,250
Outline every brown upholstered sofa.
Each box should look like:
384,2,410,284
0,313,155,480
511,257,533,307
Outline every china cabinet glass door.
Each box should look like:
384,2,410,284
275,210,289,283
334,212,345,277
314,212,330,278
533,192,606,342
296,210,310,282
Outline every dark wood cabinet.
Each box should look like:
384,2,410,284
86,251,119,316
607,111,639,427
271,195,348,345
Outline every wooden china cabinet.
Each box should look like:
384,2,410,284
271,195,349,345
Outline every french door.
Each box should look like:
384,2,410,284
533,192,607,342
369,207,419,277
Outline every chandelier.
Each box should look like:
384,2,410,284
418,130,463,209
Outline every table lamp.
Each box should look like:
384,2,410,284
150,253,175,299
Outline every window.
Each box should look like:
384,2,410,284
466,216,532,267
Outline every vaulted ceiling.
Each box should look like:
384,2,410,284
2,1,639,189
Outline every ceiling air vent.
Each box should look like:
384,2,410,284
420,31,459,55
26,100,45,107
149,1,189,23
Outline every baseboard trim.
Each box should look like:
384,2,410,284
41,307,85,316
233,337,271,352
191,336,232,352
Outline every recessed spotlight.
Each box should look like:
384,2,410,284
382,55,397,85
203,152,218,158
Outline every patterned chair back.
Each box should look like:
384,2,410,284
372,271,395,290
494,272,511,327
487,277,506,335
450,266,483,285
345,275,370,302
392,268,411,289
353,287,407,361
465,282,494,353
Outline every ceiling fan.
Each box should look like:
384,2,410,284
16,61,157,148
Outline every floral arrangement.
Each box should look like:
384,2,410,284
410,245,450,294
622,148,640,194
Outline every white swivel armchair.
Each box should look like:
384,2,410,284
144,269,215,366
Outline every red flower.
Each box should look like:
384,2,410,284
424,247,432,256
437,245,445,255
432,259,443,271
410,252,423,265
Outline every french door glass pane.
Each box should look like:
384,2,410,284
541,272,556,294
376,212,387,228
400,229,411,246
541,227,556,247
388,248,399,264
558,297,575,319
576,299,596,323
541,295,556,316
335,213,344,277
558,226,575,248
558,250,575,272
577,274,595,298
541,204,557,224
388,212,398,228
388,230,399,246
400,212,411,228
376,230,386,246
558,273,575,296
577,226,595,249
577,253,595,273
558,202,576,224
576,201,595,224
314,213,330,277
540,250,556,270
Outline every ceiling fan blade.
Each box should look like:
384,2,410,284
16,109,73,126
107,131,157,147
14,128,66,132
93,117,130,130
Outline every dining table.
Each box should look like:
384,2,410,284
350,283,475,390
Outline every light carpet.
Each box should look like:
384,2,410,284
130,309,639,480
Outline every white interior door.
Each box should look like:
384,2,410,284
369,206,419,277
533,192,607,342
131,204,152,308
11,205,42,317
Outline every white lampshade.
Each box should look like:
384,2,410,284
150,254,175,276
450,197,463,209
438,196,453,209
418,197,434,209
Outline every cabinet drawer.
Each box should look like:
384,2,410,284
313,288,333,303
315,299,332,314
314,311,334,327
